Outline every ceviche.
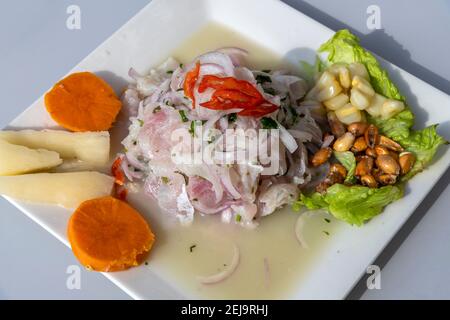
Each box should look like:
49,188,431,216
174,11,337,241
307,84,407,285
115,29,446,229
0,27,447,276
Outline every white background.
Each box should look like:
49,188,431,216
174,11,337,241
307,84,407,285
0,0,449,299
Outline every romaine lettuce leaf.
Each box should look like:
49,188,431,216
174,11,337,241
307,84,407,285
369,109,415,141
294,30,447,226
334,151,356,183
400,124,448,180
294,184,403,226
318,29,447,181
318,29,405,101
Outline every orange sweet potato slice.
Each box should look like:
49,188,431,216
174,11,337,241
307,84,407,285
68,196,155,272
45,72,122,132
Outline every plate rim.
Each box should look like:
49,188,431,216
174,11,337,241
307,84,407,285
4,0,450,300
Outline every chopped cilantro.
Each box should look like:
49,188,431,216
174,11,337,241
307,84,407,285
189,121,196,137
228,113,237,123
260,117,278,129
179,110,189,122
161,176,170,184
263,87,276,95
256,74,272,84
153,106,161,113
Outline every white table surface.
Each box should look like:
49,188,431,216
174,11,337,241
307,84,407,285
0,0,449,300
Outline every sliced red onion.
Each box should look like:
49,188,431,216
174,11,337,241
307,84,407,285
192,201,228,215
272,75,308,101
217,47,248,66
234,67,256,83
199,63,226,77
128,67,142,80
125,151,147,172
120,155,144,181
197,51,235,76
148,79,170,103
121,88,140,118
321,134,335,148
198,244,240,284
295,212,309,249
220,167,241,200
287,130,313,142
170,67,185,92
278,123,298,153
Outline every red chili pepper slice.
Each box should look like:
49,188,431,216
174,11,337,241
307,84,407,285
198,75,279,117
111,157,125,186
183,61,201,107
117,188,128,201
238,103,279,117
199,75,262,99
201,90,260,110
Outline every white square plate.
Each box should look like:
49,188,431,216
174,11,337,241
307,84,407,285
6,0,450,299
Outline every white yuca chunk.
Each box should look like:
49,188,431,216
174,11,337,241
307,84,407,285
51,159,108,174
0,172,115,209
381,99,405,119
328,64,351,89
352,75,375,97
0,130,110,165
0,140,62,175
316,80,342,101
366,93,387,117
324,93,349,110
350,88,371,110
335,103,362,124
348,62,370,80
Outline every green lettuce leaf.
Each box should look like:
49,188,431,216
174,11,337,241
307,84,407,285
319,29,414,140
294,184,403,226
318,29,405,101
369,110,415,141
334,151,356,183
400,124,448,180
294,30,447,226
318,29,447,180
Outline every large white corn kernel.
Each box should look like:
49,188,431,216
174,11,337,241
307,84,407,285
350,88,371,110
328,63,346,75
316,80,342,102
335,103,362,124
339,68,351,89
324,93,349,110
348,62,370,80
381,99,405,119
328,64,351,89
317,71,336,88
366,93,387,117
352,75,375,97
